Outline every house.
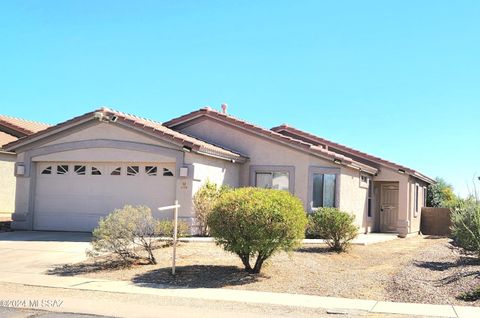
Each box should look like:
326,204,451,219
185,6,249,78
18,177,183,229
0,115,50,217
4,107,434,236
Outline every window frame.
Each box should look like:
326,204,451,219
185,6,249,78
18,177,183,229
423,186,427,208
367,177,373,218
414,183,420,217
249,165,295,194
308,166,340,212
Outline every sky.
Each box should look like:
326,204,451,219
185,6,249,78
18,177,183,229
0,1,479,197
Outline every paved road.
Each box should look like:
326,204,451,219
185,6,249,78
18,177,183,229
0,282,446,318
0,306,112,317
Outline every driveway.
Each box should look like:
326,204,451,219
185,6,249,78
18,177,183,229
0,231,91,275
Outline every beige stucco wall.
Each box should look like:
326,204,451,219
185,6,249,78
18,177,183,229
179,119,371,233
408,177,428,234
0,152,16,214
339,166,369,232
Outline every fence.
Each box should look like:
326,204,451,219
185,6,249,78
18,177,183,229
420,207,451,236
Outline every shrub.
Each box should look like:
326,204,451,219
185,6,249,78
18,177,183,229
193,180,229,236
427,177,457,208
90,205,188,265
450,199,480,256
308,207,358,252
156,219,189,238
207,187,307,274
457,286,480,302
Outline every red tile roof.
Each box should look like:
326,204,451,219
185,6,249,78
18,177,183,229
0,131,17,148
271,124,434,184
0,115,51,136
4,108,247,162
164,107,378,174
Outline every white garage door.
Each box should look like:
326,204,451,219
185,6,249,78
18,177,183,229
33,162,177,232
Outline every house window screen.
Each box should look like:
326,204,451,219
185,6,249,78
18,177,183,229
312,173,336,208
255,172,289,191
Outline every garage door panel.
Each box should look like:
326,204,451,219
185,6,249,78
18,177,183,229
33,162,177,232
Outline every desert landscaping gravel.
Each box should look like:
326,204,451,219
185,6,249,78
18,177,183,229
48,235,480,307
387,238,480,306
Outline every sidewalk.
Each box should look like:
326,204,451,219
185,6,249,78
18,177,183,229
0,272,478,318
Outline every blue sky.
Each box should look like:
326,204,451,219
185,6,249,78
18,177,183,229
0,1,478,196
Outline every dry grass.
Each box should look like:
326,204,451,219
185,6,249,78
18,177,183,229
49,235,453,303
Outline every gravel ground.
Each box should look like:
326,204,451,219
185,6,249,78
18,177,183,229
50,236,445,302
387,238,480,306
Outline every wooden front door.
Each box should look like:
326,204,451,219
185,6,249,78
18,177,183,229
380,184,399,233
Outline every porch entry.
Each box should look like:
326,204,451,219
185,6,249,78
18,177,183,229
380,184,399,233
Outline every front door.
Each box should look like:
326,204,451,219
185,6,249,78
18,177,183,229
380,184,399,232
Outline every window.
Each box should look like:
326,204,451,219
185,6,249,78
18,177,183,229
145,166,157,176
74,165,86,175
312,173,336,208
163,168,174,176
111,167,121,176
255,172,289,191
127,166,139,176
367,179,373,217
91,167,102,175
414,184,419,217
57,165,69,175
423,186,427,207
41,166,52,175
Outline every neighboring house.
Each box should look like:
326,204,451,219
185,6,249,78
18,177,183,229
4,107,433,236
0,115,51,216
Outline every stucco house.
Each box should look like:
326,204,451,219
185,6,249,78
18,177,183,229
4,107,433,236
0,115,50,217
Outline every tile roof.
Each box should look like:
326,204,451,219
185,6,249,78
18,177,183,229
0,131,17,148
164,107,378,174
0,114,51,136
4,108,247,162
271,124,434,184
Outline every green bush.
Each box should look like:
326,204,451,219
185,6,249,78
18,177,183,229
457,286,480,301
90,205,188,265
450,199,480,256
427,177,457,208
207,187,307,274
193,180,229,236
156,219,189,238
308,207,358,252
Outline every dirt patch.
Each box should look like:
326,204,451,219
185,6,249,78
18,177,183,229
387,239,480,306
50,235,452,302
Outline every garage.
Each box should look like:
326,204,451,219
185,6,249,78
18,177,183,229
33,161,177,231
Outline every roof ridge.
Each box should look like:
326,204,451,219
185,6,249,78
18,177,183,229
4,107,247,162
163,107,379,171
272,124,434,183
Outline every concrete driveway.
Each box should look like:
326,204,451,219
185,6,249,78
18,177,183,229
0,231,91,275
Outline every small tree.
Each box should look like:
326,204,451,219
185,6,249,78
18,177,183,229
193,180,228,236
427,177,457,208
90,205,187,265
450,199,480,256
308,208,358,252
208,187,307,274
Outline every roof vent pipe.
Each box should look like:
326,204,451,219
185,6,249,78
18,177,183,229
221,103,228,114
